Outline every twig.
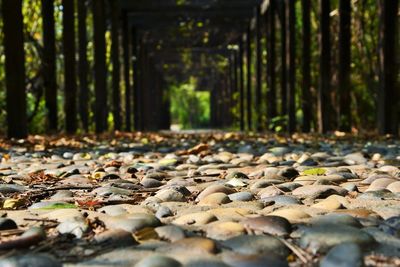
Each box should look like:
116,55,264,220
277,237,310,264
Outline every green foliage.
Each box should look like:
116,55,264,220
169,78,210,129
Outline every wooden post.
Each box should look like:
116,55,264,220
378,0,399,135
279,0,287,117
338,0,352,132
246,27,253,131
132,29,140,131
110,0,122,131
62,0,77,134
78,0,89,131
255,6,262,131
93,0,108,133
266,0,277,128
318,0,332,133
42,0,58,132
301,0,312,133
2,0,27,138
239,37,245,131
122,13,131,131
286,0,296,133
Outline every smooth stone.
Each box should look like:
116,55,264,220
333,209,379,219
105,214,161,233
362,174,393,185
198,192,231,206
155,206,173,219
28,201,75,210
0,218,18,230
155,225,186,242
292,185,348,197
225,178,248,187
95,229,138,246
92,186,132,196
242,215,291,236
155,189,185,202
260,195,301,205
206,221,245,240
0,254,61,267
0,184,25,194
185,259,229,267
299,224,375,253
312,196,343,211
173,212,217,226
344,153,367,165
135,255,182,267
312,214,362,228
379,216,400,237
387,181,400,193
257,186,283,198
277,167,299,179
98,205,128,216
268,208,310,222
207,207,254,221
158,237,218,254
228,192,254,202
141,178,163,188
56,216,89,238
320,243,363,267
226,171,249,179
50,190,73,200
196,185,235,201
366,178,397,191
223,235,289,258
222,253,289,267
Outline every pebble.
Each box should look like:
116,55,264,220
242,216,292,236
223,235,289,258
320,243,363,267
135,255,182,267
299,224,375,252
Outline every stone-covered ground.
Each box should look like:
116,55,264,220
0,132,399,266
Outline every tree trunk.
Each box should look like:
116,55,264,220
42,0,58,132
62,0,77,134
378,0,399,135
78,0,89,131
93,0,108,133
301,0,312,132
2,0,27,138
286,0,296,133
110,0,122,131
338,0,352,132
318,0,331,133
266,0,277,129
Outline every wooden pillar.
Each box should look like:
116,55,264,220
233,49,239,128
2,0,27,138
42,0,57,132
255,6,262,131
132,29,140,131
378,0,399,135
110,0,122,131
318,0,332,133
286,0,296,133
338,0,352,132
78,0,89,131
246,27,253,131
62,0,77,134
239,37,245,131
93,0,108,133
279,0,287,117
266,0,277,128
301,0,312,132
122,13,131,131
